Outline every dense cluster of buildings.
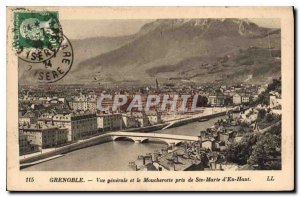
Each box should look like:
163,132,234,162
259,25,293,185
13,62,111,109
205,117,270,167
134,102,282,171
269,91,282,109
133,121,237,171
133,82,282,171
17,81,276,156
18,93,163,155
206,84,263,107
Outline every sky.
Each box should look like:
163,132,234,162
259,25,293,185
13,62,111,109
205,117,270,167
60,19,153,39
60,18,280,40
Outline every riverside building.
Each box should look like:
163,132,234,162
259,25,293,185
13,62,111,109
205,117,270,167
19,124,68,149
52,111,98,141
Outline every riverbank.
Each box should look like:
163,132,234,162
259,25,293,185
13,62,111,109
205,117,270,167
19,123,168,162
20,133,112,164
20,109,228,168
20,155,64,169
162,110,228,129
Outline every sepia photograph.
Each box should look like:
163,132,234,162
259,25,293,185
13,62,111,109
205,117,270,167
17,17,283,172
6,6,294,191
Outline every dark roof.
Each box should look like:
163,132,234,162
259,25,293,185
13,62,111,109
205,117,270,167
145,163,158,171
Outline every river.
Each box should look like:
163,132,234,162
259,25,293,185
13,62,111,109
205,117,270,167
23,115,226,171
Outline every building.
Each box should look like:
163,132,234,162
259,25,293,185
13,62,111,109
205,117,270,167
46,97,65,104
121,114,140,129
19,133,39,155
70,94,97,112
145,111,162,125
201,140,216,151
232,93,251,105
223,90,236,97
19,116,31,125
20,124,68,149
252,94,259,101
52,112,98,141
217,131,234,145
97,113,122,131
131,112,151,127
241,95,250,103
257,87,266,95
37,113,55,125
232,93,242,105
208,94,226,107
19,111,37,125
270,95,282,109
214,141,226,151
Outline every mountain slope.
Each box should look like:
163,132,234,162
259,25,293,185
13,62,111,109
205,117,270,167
19,19,281,85
18,35,134,85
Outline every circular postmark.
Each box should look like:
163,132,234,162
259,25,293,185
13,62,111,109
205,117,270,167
13,11,63,63
20,35,73,83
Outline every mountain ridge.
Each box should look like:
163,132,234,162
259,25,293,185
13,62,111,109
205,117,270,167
19,19,281,86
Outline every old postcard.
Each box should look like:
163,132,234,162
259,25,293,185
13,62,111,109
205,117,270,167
6,7,294,191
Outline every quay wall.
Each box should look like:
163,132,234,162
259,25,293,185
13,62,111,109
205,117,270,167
20,110,227,166
20,134,112,164
201,110,227,119
166,111,227,129
125,124,168,133
20,124,168,165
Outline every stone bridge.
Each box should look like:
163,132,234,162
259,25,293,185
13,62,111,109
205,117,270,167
109,132,199,146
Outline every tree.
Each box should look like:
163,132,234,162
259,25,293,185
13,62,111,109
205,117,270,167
247,132,281,170
225,133,258,165
196,95,208,107
225,122,281,170
257,109,266,121
265,113,274,123
267,78,281,94
252,93,270,106
224,97,233,106
250,78,281,107
266,123,281,136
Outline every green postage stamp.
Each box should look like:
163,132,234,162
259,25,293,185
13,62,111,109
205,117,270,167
13,11,63,63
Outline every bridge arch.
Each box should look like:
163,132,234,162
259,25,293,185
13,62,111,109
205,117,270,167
141,138,183,146
112,136,135,143
173,141,185,146
110,132,198,146
141,138,170,145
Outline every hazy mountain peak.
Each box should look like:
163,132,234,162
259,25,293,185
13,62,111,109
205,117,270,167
19,19,281,86
137,18,268,38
